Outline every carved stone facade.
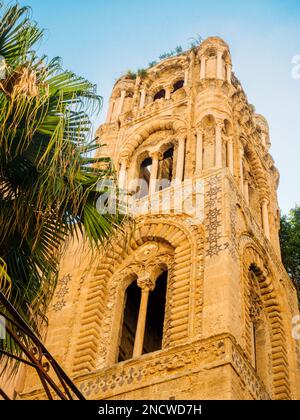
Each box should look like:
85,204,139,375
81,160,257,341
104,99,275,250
21,36,300,400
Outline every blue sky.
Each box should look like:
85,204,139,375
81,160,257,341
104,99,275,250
16,0,300,214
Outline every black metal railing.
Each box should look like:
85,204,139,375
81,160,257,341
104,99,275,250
0,291,85,400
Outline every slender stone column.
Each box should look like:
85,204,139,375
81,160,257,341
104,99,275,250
196,130,203,174
165,86,172,100
226,63,232,84
261,199,270,240
227,139,234,175
175,137,186,182
244,180,249,204
200,57,206,80
139,88,146,109
239,147,244,193
215,123,223,168
117,90,126,116
149,152,160,195
184,68,189,86
261,132,267,147
217,50,224,80
133,276,155,358
106,98,115,123
118,160,127,191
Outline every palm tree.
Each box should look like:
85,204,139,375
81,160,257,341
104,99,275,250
0,2,120,348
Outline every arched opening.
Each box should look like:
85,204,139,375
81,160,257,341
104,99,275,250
172,80,184,93
158,146,174,190
137,156,152,198
118,280,141,362
248,267,270,387
154,89,166,101
143,270,167,354
118,270,168,362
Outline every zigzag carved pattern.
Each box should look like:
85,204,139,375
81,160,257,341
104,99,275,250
72,216,204,376
243,245,291,400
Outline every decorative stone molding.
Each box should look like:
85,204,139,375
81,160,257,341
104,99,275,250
22,334,270,401
119,118,187,162
70,215,205,377
241,242,291,400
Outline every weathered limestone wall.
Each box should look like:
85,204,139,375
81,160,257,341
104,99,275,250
18,36,300,401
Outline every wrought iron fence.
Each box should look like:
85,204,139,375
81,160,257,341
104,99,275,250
0,291,85,400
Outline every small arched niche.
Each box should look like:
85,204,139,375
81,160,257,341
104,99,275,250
154,89,166,101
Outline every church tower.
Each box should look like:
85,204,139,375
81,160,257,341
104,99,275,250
22,37,300,400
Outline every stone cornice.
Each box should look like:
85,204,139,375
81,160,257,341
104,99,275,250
20,333,270,401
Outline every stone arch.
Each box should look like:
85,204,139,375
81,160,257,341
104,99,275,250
105,241,174,364
127,134,178,193
241,237,291,400
120,119,187,162
242,137,269,198
71,215,204,376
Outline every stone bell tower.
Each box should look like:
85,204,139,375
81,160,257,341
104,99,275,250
22,37,300,400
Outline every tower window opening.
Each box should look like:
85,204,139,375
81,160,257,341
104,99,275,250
118,270,168,362
172,80,184,93
137,157,152,198
159,147,174,190
154,89,166,101
118,280,140,362
143,271,167,354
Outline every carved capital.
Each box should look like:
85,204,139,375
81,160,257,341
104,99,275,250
137,273,156,292
250,295,263,323
150,150,163,161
